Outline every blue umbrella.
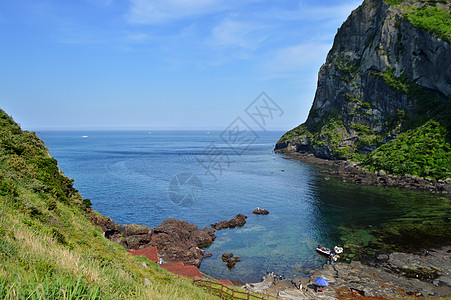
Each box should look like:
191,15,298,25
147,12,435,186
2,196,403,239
315,278,329,286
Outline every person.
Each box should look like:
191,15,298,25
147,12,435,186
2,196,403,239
281,275,285,280
158,257,163,264
298,281,303,291
330,253,335,265
266,267,270,274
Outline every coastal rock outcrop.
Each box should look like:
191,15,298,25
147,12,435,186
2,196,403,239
147,219,216,267
86,209,153,249
276,0,451,168
87,212,216,267
211,214,247,230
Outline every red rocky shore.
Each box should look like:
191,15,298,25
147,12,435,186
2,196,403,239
86,209,216,267
86,210,250,268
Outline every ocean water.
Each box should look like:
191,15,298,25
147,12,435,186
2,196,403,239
37,130,450,282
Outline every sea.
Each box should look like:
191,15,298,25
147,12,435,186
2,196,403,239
37,130,450,283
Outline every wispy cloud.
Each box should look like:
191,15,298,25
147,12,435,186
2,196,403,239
207,19,267,50
126,0,229,24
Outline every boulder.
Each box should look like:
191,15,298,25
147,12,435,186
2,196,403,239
148,219,216,267
253,207,269,215
211,214,247,230
222,253,241,269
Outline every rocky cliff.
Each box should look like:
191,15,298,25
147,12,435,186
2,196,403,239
276,0,451,179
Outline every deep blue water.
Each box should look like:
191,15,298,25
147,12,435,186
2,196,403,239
37,130,450,282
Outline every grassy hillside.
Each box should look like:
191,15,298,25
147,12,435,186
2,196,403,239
0,109,215,299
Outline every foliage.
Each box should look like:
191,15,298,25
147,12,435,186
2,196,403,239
361,120,451,179
405,5,451,42
277,124,310,144
384,0,404,5
333,57,360,83
0,108,216,300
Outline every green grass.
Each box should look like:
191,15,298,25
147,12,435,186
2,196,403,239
0,108,217,299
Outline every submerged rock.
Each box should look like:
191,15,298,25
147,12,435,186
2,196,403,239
222,253,241,269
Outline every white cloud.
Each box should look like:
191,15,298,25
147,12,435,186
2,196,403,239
126,0,229,24
208,19,266,50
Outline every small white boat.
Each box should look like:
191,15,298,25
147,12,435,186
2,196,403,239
82,135,88,138
316,247,331,256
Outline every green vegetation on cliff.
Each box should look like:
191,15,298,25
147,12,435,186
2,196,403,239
361,120,451,179
278,68,451,179
405,6,451,42
0,109,214,299
385,0,451,42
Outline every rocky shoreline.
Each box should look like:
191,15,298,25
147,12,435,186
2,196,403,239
86,210,254,268
86,202,451,299
245,246,451,299
86,209,216,267
276,149,451,194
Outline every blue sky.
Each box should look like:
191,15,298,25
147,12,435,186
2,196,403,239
0,0,361,130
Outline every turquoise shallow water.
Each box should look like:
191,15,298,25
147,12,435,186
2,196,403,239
37,130,450,282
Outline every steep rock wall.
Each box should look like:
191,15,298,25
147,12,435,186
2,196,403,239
277,0,451,160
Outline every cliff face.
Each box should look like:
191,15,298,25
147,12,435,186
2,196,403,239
276,0,451,178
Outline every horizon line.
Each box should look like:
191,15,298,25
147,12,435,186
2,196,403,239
26,127,290,132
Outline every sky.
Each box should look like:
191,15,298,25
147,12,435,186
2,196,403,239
0,0,362,131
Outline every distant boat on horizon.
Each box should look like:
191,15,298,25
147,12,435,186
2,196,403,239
82,135,88,138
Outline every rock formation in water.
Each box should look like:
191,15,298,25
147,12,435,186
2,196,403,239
211,213,247,230
276,0,451,180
